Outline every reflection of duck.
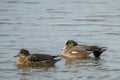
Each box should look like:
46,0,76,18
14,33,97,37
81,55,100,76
14,49,61,67
61,40,107,59
64,58,101,68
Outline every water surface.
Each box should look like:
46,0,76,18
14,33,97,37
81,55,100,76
0,0,120,80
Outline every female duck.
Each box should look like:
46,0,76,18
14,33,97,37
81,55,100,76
14,49,60,67
61,40,107,59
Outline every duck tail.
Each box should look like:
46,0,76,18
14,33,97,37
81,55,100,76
46,59,61,65
53,55,61,62
93,47,107,58
52,55,61,58
53,59,61,63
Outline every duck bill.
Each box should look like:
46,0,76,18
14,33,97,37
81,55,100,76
61,46,66,51
14,55,19,57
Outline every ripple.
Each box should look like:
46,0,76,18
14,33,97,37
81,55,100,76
53,24,82,26
0,34,19,37
105,32,120,35
23,1,41,4
0,19,10,21
74,1,107,4
98,67,120,72
0,34,11,36
46,9,71,14
5,1,20,4
73,18,106,22
38,16,65,20
87,14,120,18
0,22,13,25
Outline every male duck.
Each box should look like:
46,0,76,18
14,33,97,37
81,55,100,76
61,40,107,59
14,49,61,67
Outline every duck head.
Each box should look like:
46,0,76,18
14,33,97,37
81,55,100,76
63,40,78,49
14,49,30,59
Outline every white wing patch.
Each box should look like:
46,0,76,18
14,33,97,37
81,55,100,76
72,51,79,54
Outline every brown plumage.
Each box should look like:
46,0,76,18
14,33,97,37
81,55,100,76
62,45,89,59
14,49,61,67
61,40,107,59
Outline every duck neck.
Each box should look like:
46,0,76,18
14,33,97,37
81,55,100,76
17,57,26,65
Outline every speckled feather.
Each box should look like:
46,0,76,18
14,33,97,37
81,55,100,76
26,54,58,62
15,49,61,67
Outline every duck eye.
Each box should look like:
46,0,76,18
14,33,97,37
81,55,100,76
66,42,69,45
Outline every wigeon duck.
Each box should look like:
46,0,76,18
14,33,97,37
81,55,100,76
14,49,61,67
61,40,107,59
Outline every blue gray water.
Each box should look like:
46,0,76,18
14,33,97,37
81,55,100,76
0,0,120,80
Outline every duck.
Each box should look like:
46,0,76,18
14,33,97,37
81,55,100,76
61,40,107,59
14,49,61,67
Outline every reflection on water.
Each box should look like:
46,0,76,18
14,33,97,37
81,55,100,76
64,58,101,67
0,0,120,80
16,58,103,80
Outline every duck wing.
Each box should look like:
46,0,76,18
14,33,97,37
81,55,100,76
67,46,88,54
79,45,100,51
26,54,59,62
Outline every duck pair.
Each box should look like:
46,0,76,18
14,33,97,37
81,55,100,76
15,40,107,67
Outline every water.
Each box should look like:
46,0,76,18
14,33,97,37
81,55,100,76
0,0,120,80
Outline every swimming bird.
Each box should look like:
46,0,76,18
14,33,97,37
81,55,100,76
61,40,107,59
14,49,61,67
